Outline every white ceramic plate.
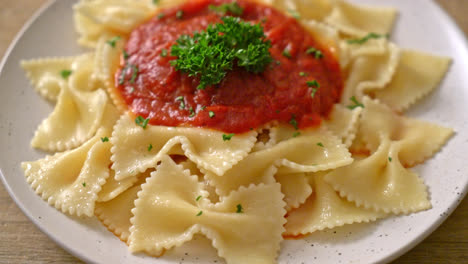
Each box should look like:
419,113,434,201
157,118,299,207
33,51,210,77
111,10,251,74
1,0,467,263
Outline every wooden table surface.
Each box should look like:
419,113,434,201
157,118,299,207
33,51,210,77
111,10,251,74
0,1,467,263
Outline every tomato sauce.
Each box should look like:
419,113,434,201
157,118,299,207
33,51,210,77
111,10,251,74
116,0,343,133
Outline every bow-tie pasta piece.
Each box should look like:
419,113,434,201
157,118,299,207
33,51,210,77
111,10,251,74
31,86,110,152
340,41,400,104
285,172,386,236
325,0,396,37
74,0,156,35
275,172,312,211
371,50,451,112
110,113,257,180
128,155,286,264
359,97,454,166
95,176,147,242
22,130,111,217
324,104,362,147
205,127,352,197
324,138,431,215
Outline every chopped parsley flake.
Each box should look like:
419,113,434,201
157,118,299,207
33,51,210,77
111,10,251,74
82,182,86,187
289,115,298,130
223,133,235,141
209,2,244,16
236,204,243,213
60,70,72,79
189,107,196,117
106,36,121,47
310,88,318,98
347,96,365,110
176,96,185,109
201,106,207,111
293,131,301,138
347,33,389,45
176,10,184,19
306,47,324,59
209,111,215,118
170,17,272,90
388,157,392,162
148,144,153,152
306,80,320,88
161,48,168,57
196,211,203,216
135,116,150,129
157,13,165,19
119,64,139,84
196,195,202,201
101,137,109,142
282,48,292,58
152,0,159,4
299,72,307,77
317,142,324,147
288,9,301,19
123,49,129,60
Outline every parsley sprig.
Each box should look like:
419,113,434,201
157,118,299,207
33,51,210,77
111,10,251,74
171,17,272,90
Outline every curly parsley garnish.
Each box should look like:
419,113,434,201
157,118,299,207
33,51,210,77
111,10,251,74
236,204,243,213
171,16,272,90
223,133,235,141
347,33,389,45
135,116,150,129
347,96,365,110
209,2,243,16
60,70,72,79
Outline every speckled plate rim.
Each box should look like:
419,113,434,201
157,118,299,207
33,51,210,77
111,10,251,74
0,0,467,264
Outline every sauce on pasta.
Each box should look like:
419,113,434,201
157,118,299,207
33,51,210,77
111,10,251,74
116,0,343,133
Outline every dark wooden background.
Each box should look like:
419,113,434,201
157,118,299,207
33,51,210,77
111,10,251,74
0,0,467,263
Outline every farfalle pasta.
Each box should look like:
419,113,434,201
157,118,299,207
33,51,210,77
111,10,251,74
20,0,454,263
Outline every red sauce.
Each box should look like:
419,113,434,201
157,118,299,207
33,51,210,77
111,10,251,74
116,0,343,133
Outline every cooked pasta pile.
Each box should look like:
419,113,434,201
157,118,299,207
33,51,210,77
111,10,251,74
20,0,453,263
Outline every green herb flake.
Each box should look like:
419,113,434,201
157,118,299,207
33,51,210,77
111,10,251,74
208,111,215,118
201,106,207,111
282,49,292,58
170,17,272,90
130,65,138,83
119,64,139,85
317,142,324,147
135,116,150,129
310,88,318,98
236,204,243,213
299,72,307,77
82,182,86,187
289,115,298,130
223,133,235,141
292,131,301,138
60,70,72,79
288,9,300,19
347,32,389,45
157,13,165,19
152,0,159,4
161,48,168,57
148,144,153,152
175,96,185,109
196,210,203,216
388,157,392,162
306,80,320,88
123,49,130,60
347,96,365,110
176,10,184,19
209,2,244,16
189,107,196,117
101,137,109,142
306,47,324,59
196,195,202,201
106,36,121,48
